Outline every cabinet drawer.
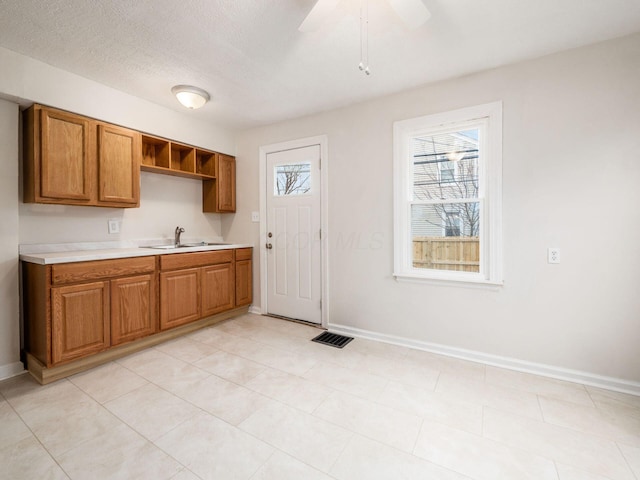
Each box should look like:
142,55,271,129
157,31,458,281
160,250,233,271
52,256,156,285
235,248,252,261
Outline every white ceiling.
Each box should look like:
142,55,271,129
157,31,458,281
1,0,639,130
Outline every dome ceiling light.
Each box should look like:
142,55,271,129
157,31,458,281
171,85,210,109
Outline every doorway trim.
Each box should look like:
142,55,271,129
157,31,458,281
259,135,329,328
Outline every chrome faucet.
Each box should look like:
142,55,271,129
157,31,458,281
174,226,185,247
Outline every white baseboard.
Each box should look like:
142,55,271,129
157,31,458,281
328,323,640,397
248,305,262,315
0,362,26,382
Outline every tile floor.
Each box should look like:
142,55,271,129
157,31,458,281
1,313,639,480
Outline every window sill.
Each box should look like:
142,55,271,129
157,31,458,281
393,272,503,290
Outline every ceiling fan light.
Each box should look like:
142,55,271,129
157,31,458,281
171,85,210,109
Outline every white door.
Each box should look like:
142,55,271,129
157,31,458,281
266,145,322,324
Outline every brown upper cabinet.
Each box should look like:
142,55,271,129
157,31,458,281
24,104,235,212
203,153,236,213
24,104,141,208
97,124,141,206
141,134,236,213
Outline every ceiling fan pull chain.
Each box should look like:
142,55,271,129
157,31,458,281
359,0,364,71
358,0,371,75
365,0,370,75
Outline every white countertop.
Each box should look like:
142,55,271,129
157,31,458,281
19,242,253,265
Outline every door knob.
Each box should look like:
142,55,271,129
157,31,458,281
266,243,273,249
268,232,273,238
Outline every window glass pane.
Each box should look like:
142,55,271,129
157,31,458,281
413,129,479,201
411,203,480,273
274,163,311,196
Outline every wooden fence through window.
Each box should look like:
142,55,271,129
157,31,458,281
412,236,480,272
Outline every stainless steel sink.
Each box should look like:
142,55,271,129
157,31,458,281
143,242,229,250
181,242,230,247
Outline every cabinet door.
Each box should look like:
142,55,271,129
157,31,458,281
51,281,110,365
159,268,200,330
216,154,236,212
40,108,93,202
111,274,156,346
98,124,141,206
235,259,252,307
202,263,234,316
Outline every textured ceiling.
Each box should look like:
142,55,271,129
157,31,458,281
1,0,639,129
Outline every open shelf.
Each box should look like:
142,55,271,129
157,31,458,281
141,136,217,179
171,143,196,174
142,135,170,169
139,134,231,211
196,149,216,177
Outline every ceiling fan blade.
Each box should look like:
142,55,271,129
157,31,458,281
388,0,431,29
298,0,341,32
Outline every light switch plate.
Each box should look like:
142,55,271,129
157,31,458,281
108,218,120,234
251,211,260,222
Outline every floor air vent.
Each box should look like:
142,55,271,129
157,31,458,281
311,331,354,349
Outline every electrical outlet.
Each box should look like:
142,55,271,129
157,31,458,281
108,218,120,234
548,247,560,264
251,211,260,222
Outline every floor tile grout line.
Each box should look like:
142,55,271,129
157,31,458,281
246,449,278,480
111,356,262,438
232,397,350,477
100,378,207,445
581,383,599,409
68,362,151,406
169,466,202,480
482,406,639,478
537,394,546,423
308,391,423,454
215,319,321,354
325,431,356,476
432,370,442,393
484,401,639,449
427,407,572,474
410,417,425,455
4,393,73,479
615,440,640,480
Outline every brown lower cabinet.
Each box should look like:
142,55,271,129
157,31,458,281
110,274,156,346
202,263,235,316
235,248,253,307
24,256,157,368
51,281,111,364
159,268,201,330
159,249,239,330
22,247,252,382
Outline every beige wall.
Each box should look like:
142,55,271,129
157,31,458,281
0,47,237,377
230,33,640,383
0,99,20,377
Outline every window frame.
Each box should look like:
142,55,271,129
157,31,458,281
393,101,503,286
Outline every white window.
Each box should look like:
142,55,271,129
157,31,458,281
274,163,311,196
393,102,503,285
